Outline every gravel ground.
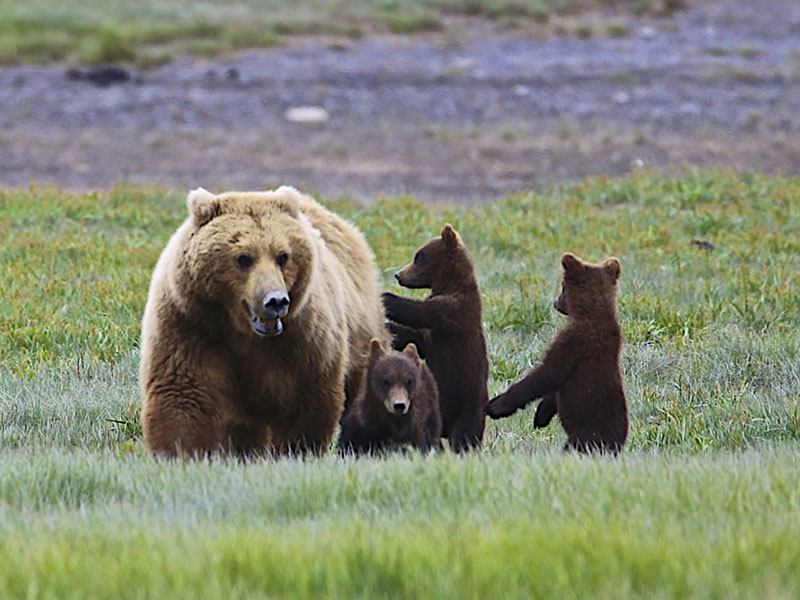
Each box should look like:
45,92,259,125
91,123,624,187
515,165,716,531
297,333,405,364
1,0,799,203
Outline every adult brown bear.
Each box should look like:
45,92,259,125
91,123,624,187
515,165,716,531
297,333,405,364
139,186,388,457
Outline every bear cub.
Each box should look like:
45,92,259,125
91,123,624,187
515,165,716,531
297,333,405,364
382,224,489,452
486,253,628,454
339,340,442,455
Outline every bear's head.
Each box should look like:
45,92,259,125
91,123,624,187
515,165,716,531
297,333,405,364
366,339,421,416
554,253,621,319
394,224,473,293
178,186,317,338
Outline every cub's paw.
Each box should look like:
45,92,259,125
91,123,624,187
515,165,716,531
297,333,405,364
485,395,517,419
386,321,414,352
381,292,402,319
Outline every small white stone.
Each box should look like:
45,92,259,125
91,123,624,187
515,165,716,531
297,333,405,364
612,91,631,104
284,106,329,123
512,84,530,97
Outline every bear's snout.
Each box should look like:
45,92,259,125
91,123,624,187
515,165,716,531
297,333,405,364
392,400,409,415
383,385,411,416
263,290,290,319
395,269,411,287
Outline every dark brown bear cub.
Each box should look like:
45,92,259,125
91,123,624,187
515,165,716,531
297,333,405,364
383,224,489,452
339,340,442,454
486,253,628,454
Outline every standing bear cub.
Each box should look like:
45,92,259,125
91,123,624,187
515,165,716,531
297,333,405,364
339,340,442,454
140,186,388,457
486,253,628,454
383,224,489,452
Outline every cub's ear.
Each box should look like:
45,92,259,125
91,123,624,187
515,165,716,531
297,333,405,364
402,343,420,362
441,223,461,248
272,186,302,218
602,257,621,282
369,339,386,363
561,252,585,274
187,187,220,226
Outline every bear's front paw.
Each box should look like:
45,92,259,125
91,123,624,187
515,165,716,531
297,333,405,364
485,394,517,419
382,292,401,319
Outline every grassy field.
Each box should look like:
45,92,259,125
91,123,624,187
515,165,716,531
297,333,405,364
1,171,799,597
0,0,672,66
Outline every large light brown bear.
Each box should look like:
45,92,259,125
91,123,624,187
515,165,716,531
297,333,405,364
139,186,388,457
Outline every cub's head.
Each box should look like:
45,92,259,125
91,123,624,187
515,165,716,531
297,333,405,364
366,340,422,416
179,186,316,337
554,253,621,318
395,224,472,291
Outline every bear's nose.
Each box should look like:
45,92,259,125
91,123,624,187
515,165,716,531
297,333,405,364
263,291,290,318
392,401,408,415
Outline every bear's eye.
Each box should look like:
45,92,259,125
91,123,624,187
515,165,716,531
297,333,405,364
413,251,424,265
382,378,391,389
277,252,289,267
236,254,253,268
405,378,413,388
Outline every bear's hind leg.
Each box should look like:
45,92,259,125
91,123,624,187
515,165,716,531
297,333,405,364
533,392,559,429
564,437,620,456
447,411,485,452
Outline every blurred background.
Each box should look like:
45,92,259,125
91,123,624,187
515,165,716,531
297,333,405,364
1,0,799,203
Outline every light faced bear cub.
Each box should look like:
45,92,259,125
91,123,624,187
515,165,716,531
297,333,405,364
382,224,489,452
339,340,442,454
486,253,628,454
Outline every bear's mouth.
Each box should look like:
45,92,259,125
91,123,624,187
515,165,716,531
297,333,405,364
246,306,283,337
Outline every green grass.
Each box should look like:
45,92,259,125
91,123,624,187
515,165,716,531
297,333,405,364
1,171,800,597
0,0,667,66
1,450,800,598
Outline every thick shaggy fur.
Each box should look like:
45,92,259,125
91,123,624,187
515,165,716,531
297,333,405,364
486,253,628,454
383,224,489,452
139,186,388,457
339,341,441,454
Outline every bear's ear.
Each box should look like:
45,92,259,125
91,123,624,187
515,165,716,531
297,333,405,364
561,252,585,274
441,223,461,248
187,188,220,227
602,257,621,282
369,339,386,363
272,186,301,218
402,343,420,362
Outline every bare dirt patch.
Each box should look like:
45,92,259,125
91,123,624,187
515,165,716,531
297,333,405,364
1,0,799,203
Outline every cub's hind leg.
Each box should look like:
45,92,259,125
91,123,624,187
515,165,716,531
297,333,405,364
533,392,559,428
